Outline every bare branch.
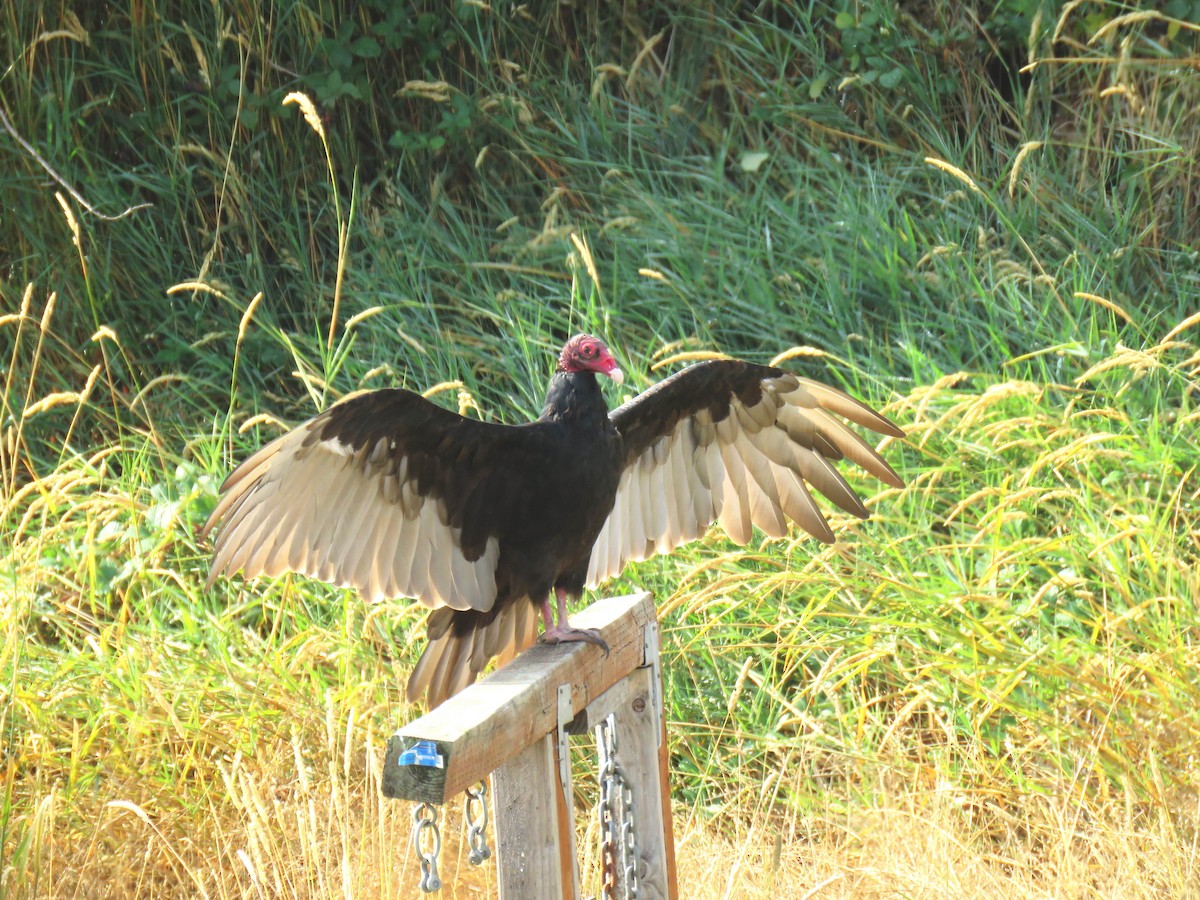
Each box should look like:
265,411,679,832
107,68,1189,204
0,104,153,222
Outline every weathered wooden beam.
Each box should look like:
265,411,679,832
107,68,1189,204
382,593,655,804
491,732,574,899
573,623,677,900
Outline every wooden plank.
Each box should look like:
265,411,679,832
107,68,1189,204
554,685,583,897
552,736,581,897
491,733,571,899
383,593,655,803
580,662,675,900
658,707,679,900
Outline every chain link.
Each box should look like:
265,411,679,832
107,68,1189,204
411,801,443,892
464,781,492,865
596,714,639,900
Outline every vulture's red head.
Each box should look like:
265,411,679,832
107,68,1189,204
558,334,624,385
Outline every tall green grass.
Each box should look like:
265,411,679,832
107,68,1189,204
4,1,1200,896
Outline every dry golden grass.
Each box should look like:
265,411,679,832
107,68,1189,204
8,732,1200,899
677,788,1200,899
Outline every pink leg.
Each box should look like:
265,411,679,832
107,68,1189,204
539,588,610,653
539,597,556,632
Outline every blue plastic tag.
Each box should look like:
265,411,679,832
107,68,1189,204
397,739,445,769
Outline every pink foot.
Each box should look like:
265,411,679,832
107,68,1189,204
539,590,611,656
539,624,610,655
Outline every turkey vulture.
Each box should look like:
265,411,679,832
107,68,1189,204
203,335,904,707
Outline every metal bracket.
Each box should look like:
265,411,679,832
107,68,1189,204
641,618,661,671
641,619,663,748
556,683,574,791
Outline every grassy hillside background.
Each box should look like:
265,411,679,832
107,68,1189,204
3,1,1200,896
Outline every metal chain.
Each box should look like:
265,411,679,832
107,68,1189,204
619,768,638,897
411,801,443,892
596,714,639,899
464,781,492,865
598,722,618,899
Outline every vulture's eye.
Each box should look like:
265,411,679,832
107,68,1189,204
579,342,598,359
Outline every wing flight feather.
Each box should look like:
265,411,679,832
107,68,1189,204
203,389,522,614
586,360,904,587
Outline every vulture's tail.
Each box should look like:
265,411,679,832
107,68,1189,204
406,599,540,708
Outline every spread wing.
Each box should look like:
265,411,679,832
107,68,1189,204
203,388,537,613
586,360,904,586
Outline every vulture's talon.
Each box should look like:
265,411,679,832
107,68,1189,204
541,625,609,656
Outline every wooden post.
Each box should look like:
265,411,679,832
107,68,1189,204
566,621,676,899
382,593,678,900
491,733,574,898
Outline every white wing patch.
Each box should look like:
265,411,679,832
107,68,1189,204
585,373,903,588
205,424,499,612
